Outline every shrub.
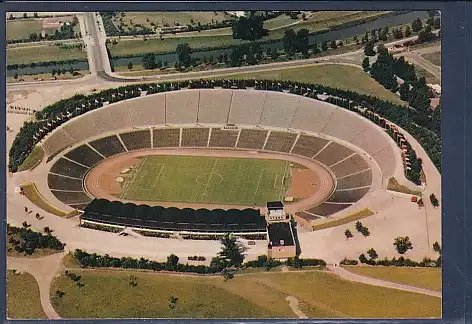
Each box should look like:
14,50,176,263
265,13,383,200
394,236,413,254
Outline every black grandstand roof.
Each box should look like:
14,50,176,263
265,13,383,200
267,222,294,247
81,199,266,233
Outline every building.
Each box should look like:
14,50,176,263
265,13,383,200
267,221,297,259
265,201,297,259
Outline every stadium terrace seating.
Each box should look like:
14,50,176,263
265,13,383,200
152,128,181,148
295,211,324,222
41,128,76,157
68,203,91,211
263,131,298,153
119,130,152,151
209,128,239,148
306,202,352,217
314,142,355,167
336,169,373,190
236,129,268,150
289,97,335,133
327,187,370,204
350,125,391,157
51,190,93,205
371,145,397,179
330,154,369,178
198,89,232,124
259,92,299,128
228,90,267,125
181,128,210,147
50,158,90,179
127,95,166,127
81,199,266,233
61,113,101,145
64,144,104,168
321,109,370,142
88,135,126,157
48,173,84,191
92,102,132,134
166,90,199,124
291,134,329,158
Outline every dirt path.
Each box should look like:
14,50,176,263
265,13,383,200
327,265,442,298
7,253,66,320
285,296,308,319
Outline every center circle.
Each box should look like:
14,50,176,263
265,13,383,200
196,172,224,186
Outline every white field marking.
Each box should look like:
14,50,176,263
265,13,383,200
199,158,218,202
120,156,148,199
253,168,264,199
151,164,165,189
273,175,278,189
278,161,290,200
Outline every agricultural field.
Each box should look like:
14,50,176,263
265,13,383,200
6,43,87,65
6,19,43,40
112,11,234,32
343,266,442,292
50,268,441,319
7,270,47,319
119,155,290,206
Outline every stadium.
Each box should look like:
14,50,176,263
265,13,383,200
9,81,438,262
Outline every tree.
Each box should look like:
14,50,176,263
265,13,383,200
321,41,328,51
168,296,178,309
399,82,410,101
166,254,179,270
330,40,337,49
44,227,53,235
22,221,30,228
9,13,13,20
429,193,439,207
23,13,28,19
405,25,412,37
176,43,192,66
433,241,442,254
157,60,163,68
14,72,19,80
142,53,156,69
433,17,440,29
33,12,38,18
232,12,268,41
283,29,297,55
221,268,235,281
355,221,363,232
418,25,434,43
367,248,378,260
362,57,370,72
394,236,413,254
218,233,245,268
364,41,375,56
344,229,353,239
412,18,423,32
358,253,368,264
127,62,133,70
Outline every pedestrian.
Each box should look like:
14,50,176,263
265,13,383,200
24,206,28,213
35,213,40,219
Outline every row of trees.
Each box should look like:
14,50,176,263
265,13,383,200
10,79,441,173
7,223,65,255
7,58,88,71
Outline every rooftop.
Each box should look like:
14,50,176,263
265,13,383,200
267,222,294,247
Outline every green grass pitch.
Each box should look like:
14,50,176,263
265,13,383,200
118,155,291,206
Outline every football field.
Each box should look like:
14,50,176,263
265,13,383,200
118,155,291,206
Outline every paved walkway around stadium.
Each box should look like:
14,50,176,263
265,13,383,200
7,253,66,320
326,265,442,298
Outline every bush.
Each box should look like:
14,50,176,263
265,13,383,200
340,258,358,265
394,236,413,254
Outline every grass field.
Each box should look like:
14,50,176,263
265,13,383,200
311,208,374,231
223,64,406,105
50,268,441,319
7,43,87,65
21,183,68,216
7,270,47,319
415,65,441,85
17,146,45,172
387,177,422,196
421,51,441,67
6,19,43,40
343,266,442,292
119,155,290,206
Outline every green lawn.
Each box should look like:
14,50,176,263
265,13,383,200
119,155,290,206
7,270,47,319
343,266,442,292
222,64,406,105
21,183,68,216
7,44,87,65
50,268,441,319
387,177,422,196
421,51,441,67
17,146,45,172
311,208,374,231
415,65,441,85
7,19,43,40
